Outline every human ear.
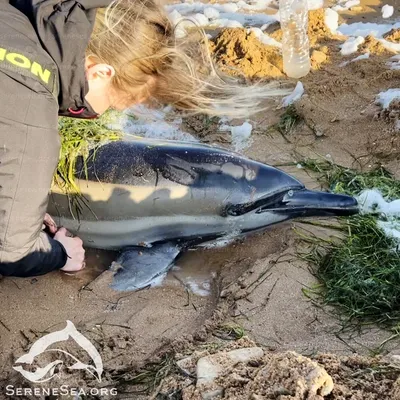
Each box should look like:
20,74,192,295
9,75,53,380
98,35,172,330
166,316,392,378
85,58,115,81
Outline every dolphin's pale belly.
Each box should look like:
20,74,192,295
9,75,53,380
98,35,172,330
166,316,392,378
49,178,286,249
53,215,233,249
52,207,286,250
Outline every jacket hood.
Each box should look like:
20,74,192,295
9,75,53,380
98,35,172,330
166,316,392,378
11,0,112,119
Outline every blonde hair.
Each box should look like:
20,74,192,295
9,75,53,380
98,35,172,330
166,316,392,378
87,0,287,118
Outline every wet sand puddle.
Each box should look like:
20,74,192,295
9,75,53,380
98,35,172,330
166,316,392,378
65,224,290,299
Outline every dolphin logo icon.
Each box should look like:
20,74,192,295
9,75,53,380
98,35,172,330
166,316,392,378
13,320,103,383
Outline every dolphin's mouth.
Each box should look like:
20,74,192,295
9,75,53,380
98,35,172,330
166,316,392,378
257,189,359,216
224,187,301,216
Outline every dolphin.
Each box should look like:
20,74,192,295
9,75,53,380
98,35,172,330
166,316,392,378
48,137,358,291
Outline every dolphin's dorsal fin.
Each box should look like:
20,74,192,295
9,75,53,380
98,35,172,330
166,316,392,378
110,243,181,291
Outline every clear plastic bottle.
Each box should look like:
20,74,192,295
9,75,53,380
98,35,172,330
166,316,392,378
279,0,311,79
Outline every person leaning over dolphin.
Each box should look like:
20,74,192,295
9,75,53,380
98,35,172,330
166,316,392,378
0,0,285,277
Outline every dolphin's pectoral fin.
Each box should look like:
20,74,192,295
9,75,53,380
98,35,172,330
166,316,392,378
109,243,181,292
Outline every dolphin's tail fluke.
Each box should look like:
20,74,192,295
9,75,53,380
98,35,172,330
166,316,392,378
259,189,359,217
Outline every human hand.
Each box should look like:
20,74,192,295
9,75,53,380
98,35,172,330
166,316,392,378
43,213,58,234
54,228,86,272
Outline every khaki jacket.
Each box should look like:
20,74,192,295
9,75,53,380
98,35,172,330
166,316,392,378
0,0,111,276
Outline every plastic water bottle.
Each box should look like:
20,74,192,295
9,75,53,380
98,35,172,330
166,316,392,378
279,0,311,79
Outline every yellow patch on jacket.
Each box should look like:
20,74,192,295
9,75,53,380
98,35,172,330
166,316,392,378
0,48,51,84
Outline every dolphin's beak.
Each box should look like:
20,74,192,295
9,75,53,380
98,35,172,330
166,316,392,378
258,189,359,217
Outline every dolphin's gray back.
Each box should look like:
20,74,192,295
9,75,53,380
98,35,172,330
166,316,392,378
79,138,303,214
76,139,247,217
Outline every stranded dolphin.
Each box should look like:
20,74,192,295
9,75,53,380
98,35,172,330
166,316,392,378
48,137,358,291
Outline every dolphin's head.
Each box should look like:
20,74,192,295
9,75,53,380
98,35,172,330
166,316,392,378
223,161,358,222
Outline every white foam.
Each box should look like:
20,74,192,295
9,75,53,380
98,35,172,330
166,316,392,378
388,55,400,70
340,52,370,66
116,105,197,142
185,278,211,297
345,0,360,8
168,11,194,38
337,22,400,38
204,7,220,20
169,9,182,24
357,190,400,216
249,27,282,47
238,0,276,12
167,1,279,42
231,122,253,151
281,81,304,107
340,36,364,55
211,18,244,28
353,52,370,61
167,2,235,15
167,2,277,27
220,121,253,151
308,0,324,10
332,0,360,11
325,8,339,34
149,272,169,288
193,13,209,26
218,12,276,27
200,236,237,249
376,89,400,109
378,39,400,53
337,21,400,53
378,220,400,241
358,190,400,243
382,4,394,19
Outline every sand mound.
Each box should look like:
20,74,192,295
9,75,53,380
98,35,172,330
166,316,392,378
383,28,400,43
230,351,334,399
269,9,337,47
220,8,333,79
360,35,393,55
311,49,328,69
210,12,334,80
211,28,283,79
157,339,398,400
308,9,333,45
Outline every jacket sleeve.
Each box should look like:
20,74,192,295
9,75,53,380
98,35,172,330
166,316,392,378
0,234,68,277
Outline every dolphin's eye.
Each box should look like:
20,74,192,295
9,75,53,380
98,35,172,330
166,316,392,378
287,190,294,197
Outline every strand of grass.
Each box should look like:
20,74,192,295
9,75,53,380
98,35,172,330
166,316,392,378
213,323,245,340
55,112,123,218
274,104,303,139
295,219,344,231
293,225,335,245
302,215,400,327
375,325,400,354
299,159,400,200
55,111,123,195
117,354,177,395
